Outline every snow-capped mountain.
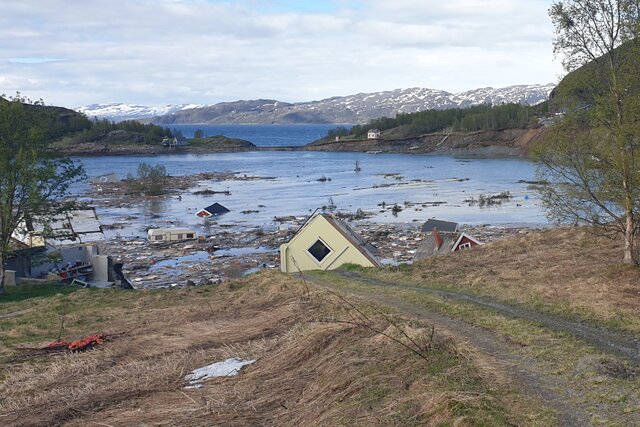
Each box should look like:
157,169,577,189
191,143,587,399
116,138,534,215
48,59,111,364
77,84,555,124
76,103,208,122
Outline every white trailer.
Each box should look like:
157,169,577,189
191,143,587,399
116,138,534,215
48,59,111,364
147,228,197,244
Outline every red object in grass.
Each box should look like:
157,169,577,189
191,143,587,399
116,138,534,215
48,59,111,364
44,334,105,352
44,340,71,350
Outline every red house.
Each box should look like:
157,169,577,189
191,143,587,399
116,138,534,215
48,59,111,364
414,224,482,261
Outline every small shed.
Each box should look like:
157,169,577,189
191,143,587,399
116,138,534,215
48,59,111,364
367,129,381,139
280,213,380,273
163,136,188,148
148,228,197,244
196,203,230,218
414,228,482,261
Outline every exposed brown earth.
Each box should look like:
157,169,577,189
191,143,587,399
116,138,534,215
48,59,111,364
306,128,546,157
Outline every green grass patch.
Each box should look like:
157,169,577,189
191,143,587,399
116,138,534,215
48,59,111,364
0,282,82,305
352,267,640,336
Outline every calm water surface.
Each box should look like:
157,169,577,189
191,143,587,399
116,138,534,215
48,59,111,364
75,150,547,238
167,124,344,147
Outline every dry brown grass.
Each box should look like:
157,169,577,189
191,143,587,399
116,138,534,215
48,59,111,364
0,273,531,426
389,227,640,332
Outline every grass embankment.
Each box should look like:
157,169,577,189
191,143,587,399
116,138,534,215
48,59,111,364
308,227,640,425
0,274,543,426
357,227,640,335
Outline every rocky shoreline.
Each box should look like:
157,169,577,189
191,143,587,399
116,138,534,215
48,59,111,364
50,127,545,157
51,136,257,156
305,128,545,157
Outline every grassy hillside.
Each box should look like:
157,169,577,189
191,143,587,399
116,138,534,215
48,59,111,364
354,227,640,334
0,275,540,426
0,98,177,149
1,228,639,425
0,97,92,143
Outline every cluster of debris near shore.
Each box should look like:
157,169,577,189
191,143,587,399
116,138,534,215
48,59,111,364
97,212,535,289
5,169,540,290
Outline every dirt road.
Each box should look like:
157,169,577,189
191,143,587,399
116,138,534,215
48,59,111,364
308,270,640,427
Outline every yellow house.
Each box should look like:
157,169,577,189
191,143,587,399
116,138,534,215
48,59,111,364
280,213,380,273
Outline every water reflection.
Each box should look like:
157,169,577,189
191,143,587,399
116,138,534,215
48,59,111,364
141,199,168,217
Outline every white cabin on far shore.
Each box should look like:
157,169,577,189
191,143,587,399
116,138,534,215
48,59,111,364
367,129,381,139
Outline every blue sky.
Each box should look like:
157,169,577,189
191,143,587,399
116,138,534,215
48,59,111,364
0,0,562,108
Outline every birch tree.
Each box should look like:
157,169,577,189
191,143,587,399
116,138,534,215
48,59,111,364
0,96,84,294
535,0,640,264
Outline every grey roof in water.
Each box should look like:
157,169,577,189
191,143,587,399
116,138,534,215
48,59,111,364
421,219,459,233
414,233,459,260
202,203,230,215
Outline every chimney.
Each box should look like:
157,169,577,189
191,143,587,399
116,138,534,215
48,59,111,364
432,227,443,250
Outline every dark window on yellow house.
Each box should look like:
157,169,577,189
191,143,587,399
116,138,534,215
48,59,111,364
308,239,331,262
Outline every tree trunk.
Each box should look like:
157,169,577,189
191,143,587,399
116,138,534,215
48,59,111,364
623,214,636,264
0,258,5,295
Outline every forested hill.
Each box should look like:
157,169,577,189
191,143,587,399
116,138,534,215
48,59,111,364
324,102,550,141
0,97,92,143
549,40,639,110
0,97,176,147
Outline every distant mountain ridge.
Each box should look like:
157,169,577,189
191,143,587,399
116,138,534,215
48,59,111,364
78,84,555,124
77,103,207,123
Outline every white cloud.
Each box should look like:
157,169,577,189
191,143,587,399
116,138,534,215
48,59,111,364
0,0,562,107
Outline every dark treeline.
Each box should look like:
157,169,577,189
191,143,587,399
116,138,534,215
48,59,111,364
328,102,550,139
1,97,175,146
64,118,175,145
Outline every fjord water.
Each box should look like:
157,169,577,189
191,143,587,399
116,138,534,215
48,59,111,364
75,124,547,238
167,124,342,147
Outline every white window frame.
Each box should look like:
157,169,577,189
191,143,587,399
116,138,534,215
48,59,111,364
307,237,333,265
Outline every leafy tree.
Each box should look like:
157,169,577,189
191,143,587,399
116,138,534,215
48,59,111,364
534,0,640,264
0,96,85,294
125,163,168,196
194,129,204,139
326,126,351,139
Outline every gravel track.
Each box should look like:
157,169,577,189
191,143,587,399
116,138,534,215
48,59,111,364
308,271,640,426
335,270,640,364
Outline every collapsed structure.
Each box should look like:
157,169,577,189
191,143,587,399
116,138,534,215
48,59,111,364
414,219,482,261
280,213,380,273
196,203,230,218
6,208,130,288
